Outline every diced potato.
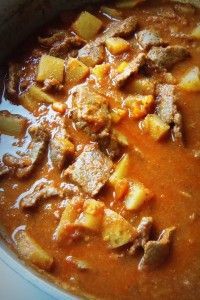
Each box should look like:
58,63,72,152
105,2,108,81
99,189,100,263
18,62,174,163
106,37,130,55
125,95,154,119
125,77,155,95
101,6,122,18
111,108,127,124
57,137,75,156
19,93,38,112
115,0,145,8
92,63,110,81
102,208,137,248
72,11,103,41
54,197,84,242
124,181,152,210
109,154,129,186
142,114,170,141
0,111,27,137
114,179,129,201
191,24,200,39
76,199,105,232
117,61,129,73
52,102,67,114
37,55,65,82
15,230,53,271
179,67,200,92
66,58,89,85
113,129,129,146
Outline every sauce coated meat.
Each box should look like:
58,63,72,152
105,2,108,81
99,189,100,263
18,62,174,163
1,1,200,299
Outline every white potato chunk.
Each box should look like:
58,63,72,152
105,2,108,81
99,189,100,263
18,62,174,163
179,67,200,92
125,181,152,210
37,55,65,82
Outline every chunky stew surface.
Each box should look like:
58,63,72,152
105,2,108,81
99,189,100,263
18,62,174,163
1,0,200,299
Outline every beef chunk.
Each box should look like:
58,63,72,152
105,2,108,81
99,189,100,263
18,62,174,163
136,30,165,50
138,226,176,271
113,53,146,87
20,181,60,208
147,46,190,70
3,125,49,178
50,127,74,170
71,86,110,134
42,78,64,92
171,0,200,9
129,217,153,255
64,144,113,196
0,163,9,178
38,31,67,47
7,63,19,96
104,16,138,39
49,36,86,58
98,129,125,159
156,84,182,140
78,44,105,67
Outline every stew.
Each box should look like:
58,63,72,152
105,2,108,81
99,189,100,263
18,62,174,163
1,0,200,299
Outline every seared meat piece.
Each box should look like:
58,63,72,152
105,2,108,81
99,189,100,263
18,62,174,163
138,226,176,271
50,127,74,170
156,84,182,140
129,217,153,255
38,31,67,47
49,36,86,58
104,16,138,39
6,63,19,96
147,45,190,70
0,163,9,178
98,129,125,159
113,53,146,87
78,44,105,67
71,86,111,134
42,78,64,92
3,125,49,178
64,144,113,196
136,30,165,50
20,181,60,208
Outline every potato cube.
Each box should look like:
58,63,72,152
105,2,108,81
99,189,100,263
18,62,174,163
76,199,105,232
102,208,137,248
52,102,67,114
113,130,129,146
109,154,129,186
72,11,103,41
106,37,130,55
124,181,152,210
191,25,200,39
114,179,129,201
37,55,65,82
92,63,110,80
101,6,122,18
0,111,27,137
54,197,84,242
125,77,155,95
66,58,89,85
117,61,129,73
19,93,38,112
125,95,154,119
110,108,127,124
142,114,170,141
116,0,145,8
179,67,200,92
15,230,53,271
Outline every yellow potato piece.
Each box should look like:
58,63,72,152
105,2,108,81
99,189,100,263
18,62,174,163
37,55,65,82
72,11,103,41
142,114,170,141
125,77,155,95
92,63,110,80
0,111,27,137
117,61,129,73
66,58,89,85
15,230,53,271
106,37,130,55
109,154,130,186
102,208,137,248
113,129,129,146
110,108,126,124
191,25,200,39
125,95,154,119
125,181,152,210
179,67,200,92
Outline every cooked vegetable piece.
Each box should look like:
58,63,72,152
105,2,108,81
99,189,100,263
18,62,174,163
101,6,122,18
37,55,65,82
92,63,110,80
15,230,53,271
0,111,27,137
102,208,137,248
125,95,154,119
75,199,105,232
115,0,145,8
106,37,130,55
66,58,89,85
124,181,152,210
113,130,129,146
125,77,155,95
54,197,84,242
114,179,129,201
78,44,105,67
52,102,67,114
191,24,200,39
109,154,129,186
117,61,129,73
72,11,103,41
142,114,170,141
111,108,127,124
179,67,200,92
